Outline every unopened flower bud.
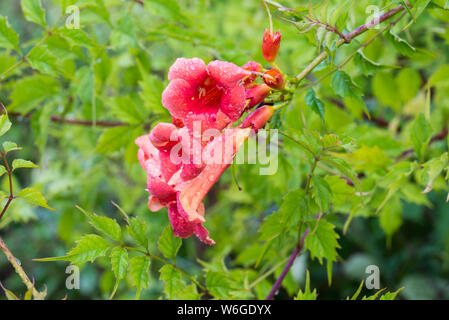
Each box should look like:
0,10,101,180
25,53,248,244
241,105,274,132
246,84,271,109
263,68,284,90
149,123,178,151
262,29,281,63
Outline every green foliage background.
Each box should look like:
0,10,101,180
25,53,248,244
0,0,448,300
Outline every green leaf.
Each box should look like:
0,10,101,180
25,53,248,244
129,256,150,299
176,284,201,300
206,271,232,299
331,70,363,102
372,72,401,110
96,126,136,154
0,15,21,53
379,287,404,300
0,115,12,137
17,187,54,211
137,60,166,114
0,283,19,300
410,113,432,161
59,28,97,49
312,176,332,212
0,190,8,202
110,97,145,125
67,234,111,265
295,270,317,300
128,217,148,248
422,153,448,193
158,225,182,260
429,65,449,87
305,89,325,121
110,246,128,281
385,29,416,57
27,46,58,75
354,50,395,76
0,166,6,177
3,141,21,153
76,207,122,242
21,0,46,26
159,264,184,300
305,219,340,264
37,234,111,264
12,159,38,171
396,68,421,102
379,196,403,241
260,189,308,240
9,75,59,113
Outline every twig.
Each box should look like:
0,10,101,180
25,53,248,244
0,237,43,299
295,3,407,82
0,150,14,221
396,127,449,161
265,230,309,300
8,112,152,130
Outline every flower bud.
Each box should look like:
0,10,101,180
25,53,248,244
149,123,178,151
246,84,271,109
262,29,281,63
263,68,284,90
241,105,274,132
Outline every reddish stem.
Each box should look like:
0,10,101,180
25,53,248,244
265,230,309,300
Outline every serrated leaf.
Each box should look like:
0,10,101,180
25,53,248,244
9,75,59,113
110,247,128,280
260,189,308,240
21,0,46,26
0,15,21,53
0,115,12,137
206,271,232,299
67,234,111,265
331,71,365,110
110,97,145,125
35,235,111,264
12,159,38,171
312,176,332,212
129,256,150,299
27,46,58,75
128,217,147,248
158,225,182,260
305,219,340,264
295,270,317,300
305,89,325,121
17,187,54,211
385,30,416,57
379,287,404,300
59,28,97,48
76,207,122,242
331,70,360,97
159,264,184,300
176,284,201,300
